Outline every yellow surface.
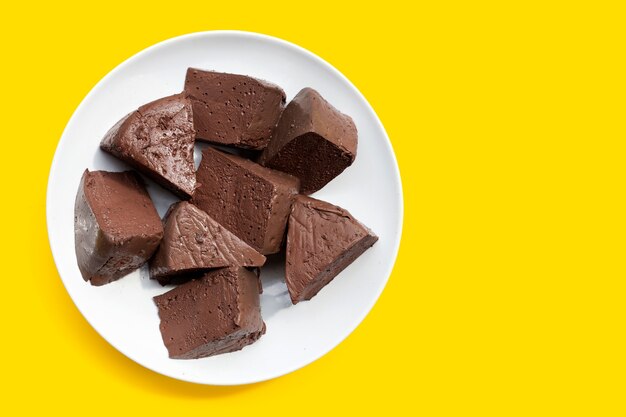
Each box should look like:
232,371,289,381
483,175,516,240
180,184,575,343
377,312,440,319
1,1,625,415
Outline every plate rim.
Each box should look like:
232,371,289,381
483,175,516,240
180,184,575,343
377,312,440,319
46,30,404,385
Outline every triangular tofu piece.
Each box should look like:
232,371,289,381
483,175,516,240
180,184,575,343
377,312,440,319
100,94,196,198
285,195,378,304
150,202,266,283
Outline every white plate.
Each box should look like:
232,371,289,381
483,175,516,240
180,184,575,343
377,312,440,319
46,31,403,385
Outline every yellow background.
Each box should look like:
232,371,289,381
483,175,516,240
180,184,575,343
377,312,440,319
1,1,624,415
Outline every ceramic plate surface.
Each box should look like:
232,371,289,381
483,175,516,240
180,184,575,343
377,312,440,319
47,31,402,385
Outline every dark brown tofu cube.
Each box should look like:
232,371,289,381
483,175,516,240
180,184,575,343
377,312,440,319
100,94,196,198
154,267,266,359
74,169,164,286
184,68,286,150
193,147,299,255
258,88,357,194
